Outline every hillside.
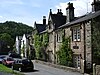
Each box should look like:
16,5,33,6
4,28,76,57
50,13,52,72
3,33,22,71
0,21,33,38
0,21,33,54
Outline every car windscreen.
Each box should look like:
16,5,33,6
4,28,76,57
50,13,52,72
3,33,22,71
22,59,31,64
9,54,21,58
0,56,6,59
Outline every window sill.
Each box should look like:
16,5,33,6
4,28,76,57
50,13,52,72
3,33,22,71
72,40,81,42
57,41,62,43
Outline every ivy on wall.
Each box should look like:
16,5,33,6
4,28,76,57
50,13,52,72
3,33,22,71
34,32,48,60
34,33,42,59
91,20,100,64
57,30,73,66
42,33,49,47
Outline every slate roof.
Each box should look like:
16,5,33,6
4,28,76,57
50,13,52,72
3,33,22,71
35,23,46,34
50,14,66,29
59,10,100,29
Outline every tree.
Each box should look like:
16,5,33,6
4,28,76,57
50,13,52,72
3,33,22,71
0,21,33,39
0,21,33,54
0,33,14,50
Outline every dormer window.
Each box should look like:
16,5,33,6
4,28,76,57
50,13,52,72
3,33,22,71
72,27,81,41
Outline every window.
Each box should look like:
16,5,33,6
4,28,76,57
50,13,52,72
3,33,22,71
56,32,62,42
72,27,81,41
73,55,80,68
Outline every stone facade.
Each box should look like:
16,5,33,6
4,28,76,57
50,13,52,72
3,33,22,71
16,36,22,55
47,32,55,62
96,65,100,75
33,0,100,73
84,21,92,69
69,21,92,71
70,24,84,69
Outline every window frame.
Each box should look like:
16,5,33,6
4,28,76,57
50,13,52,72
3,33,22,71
72,27,81,42
56,32,62,43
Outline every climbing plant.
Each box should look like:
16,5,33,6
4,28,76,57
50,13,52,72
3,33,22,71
91,19,100,64
34,32,48,60
57,30,73,66
42,33,49,47
34,33,42,59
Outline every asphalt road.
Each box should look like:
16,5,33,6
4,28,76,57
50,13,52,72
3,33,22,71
0,72,13,75
23,61,82,75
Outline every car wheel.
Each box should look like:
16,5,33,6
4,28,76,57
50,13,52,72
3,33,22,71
30,68,33,71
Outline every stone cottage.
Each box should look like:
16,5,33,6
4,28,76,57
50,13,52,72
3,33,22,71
58,0,100,72
46,9,66,63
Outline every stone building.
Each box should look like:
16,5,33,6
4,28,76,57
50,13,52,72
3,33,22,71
16,36,22,55
33,0,100,73
33,16,47,59
46,9,66,63
58,0,100,72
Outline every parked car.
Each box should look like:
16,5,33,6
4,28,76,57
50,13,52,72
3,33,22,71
12,58,34,72
8,52,21,58
2,57,14,67
0,55,7,64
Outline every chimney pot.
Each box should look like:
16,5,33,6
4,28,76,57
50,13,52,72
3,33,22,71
60,9,62,12
50,9,52,14
43,16,46,25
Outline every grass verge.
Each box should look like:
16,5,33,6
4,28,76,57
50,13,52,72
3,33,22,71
0,64,24,75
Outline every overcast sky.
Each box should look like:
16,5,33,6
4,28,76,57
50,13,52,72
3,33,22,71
0,0,93,27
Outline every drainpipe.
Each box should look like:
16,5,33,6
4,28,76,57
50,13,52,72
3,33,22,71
54,31,56,64
83,22,86,73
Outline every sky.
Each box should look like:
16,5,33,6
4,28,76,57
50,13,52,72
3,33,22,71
0,0,93,27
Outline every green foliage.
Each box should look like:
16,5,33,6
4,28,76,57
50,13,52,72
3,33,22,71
91,20,100,63
34,32,48,60
34,33,42,59
57,37,73,66
0,21,33,51
0,64,24,75
42,33,49,47
0,21,33,39
0,33,14,50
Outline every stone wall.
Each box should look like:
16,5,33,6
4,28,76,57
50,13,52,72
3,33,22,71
96,65,100,75
85,21,92,69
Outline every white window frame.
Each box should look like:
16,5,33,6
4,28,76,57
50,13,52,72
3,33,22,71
57,32,62,43
73,27,81,41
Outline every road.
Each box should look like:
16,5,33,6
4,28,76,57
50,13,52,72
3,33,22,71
23,61,82,75
0,72,13,75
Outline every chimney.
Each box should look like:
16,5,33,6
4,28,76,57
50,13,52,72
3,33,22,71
50,9,52,14
57,9,63,15
66,2,74,23
43,16,46,25
57,9,60,14
92,0,100,12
